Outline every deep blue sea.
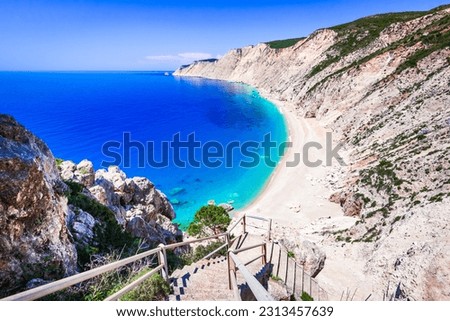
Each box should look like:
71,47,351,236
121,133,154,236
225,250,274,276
0,72,287,228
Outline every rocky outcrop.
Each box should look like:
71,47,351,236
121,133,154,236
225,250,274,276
60,159,95,188
279,239,326,277
175,6,450,300
0,115,77,297
329,192,363,217
61,161,181,248
67,206,96,247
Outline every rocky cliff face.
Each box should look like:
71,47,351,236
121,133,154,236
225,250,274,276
0,115,77,297
0,115,181,297
175,6,450,300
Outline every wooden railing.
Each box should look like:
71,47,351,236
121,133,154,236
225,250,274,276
1,217,246,301
227,243,274,301
242,215,272,241
2,213,326,302
269,241,328,301
226,215,274,301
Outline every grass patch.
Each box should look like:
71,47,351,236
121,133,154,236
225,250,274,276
266,37,305,49
121,273,170,301
362,227,379,242
271,274,282,282
396,20,450,73
55,158,64,167
300,291,314,301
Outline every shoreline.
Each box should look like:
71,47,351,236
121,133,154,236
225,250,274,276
238,95,296,213
236,91,345,226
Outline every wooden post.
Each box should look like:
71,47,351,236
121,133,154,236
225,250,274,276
227,251,233,290
293,263,297,296
301,265,305,294
262,243,267,265
242,215,246,234
276,244,282,277
285,251,289,285
226,233,231,248
267,219,272,241
269,241,275,264
158,244,169,282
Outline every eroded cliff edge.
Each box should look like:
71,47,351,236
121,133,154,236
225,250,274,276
174,6,450,300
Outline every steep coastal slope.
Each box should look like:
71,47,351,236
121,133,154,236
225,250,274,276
174,6,450,300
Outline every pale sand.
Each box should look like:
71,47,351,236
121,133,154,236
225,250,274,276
236,95,370,300
239,96,344,226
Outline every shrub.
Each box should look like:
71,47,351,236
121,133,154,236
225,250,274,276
192,241,227,261
122,274,170,301
64,181,139,268
301,291,314,301
187,205,231,237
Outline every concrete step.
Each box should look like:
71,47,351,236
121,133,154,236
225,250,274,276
168,234,271,301
169,257,234,301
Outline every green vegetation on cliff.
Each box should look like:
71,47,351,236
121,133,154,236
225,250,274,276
309,11,428,77
64,181,139,268
306,7,450,94
266,37,305,49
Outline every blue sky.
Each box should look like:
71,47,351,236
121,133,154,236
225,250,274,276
0,0,446,70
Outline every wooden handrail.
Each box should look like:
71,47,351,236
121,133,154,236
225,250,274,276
2,213,272,301
245,215,270,222
243,254,265,267
229,252,274,301
270,241,328,301
1,247,161,301
232,242,266,255
164,233,228,250
245,223,267,230
227,215,245,234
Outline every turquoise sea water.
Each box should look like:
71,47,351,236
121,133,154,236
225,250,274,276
0,72,287,228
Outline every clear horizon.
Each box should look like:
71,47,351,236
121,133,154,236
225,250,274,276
0,0,447,71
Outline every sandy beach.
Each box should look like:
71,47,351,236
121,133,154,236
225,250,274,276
239,94,345,225
236,94,368,300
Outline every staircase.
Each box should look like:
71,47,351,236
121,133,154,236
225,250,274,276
169,233,268,301
2,214,327,302
168,230,328,301
170,257,233,301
